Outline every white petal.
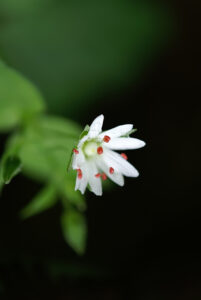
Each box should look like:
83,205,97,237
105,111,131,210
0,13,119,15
96,157,124,186
105,137,146,150
75,164,88,194
87,161,102,196
88,114,104,138
72,149,85,169
103,149,139,177
78,135,89,147
99,124,133,139
75,175,81,191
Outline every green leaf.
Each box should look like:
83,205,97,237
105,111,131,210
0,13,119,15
7,115,85,212
1,156,22,184
20,185,57,219
61,209,87,255
0,60,45,131
15,115,81,182
0,133,24,189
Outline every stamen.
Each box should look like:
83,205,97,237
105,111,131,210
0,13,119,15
109,167,114,174
103,135,111,143
121,153,128,160
102,173,107,181
77,168,82,179
97,146,103,155
73,148,79,154
95,173,101,178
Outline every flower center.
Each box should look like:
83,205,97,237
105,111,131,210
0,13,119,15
83,141,99,157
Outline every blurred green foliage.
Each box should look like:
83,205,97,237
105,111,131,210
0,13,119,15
1,156,22,184
0,59,86,254
20,185,58,219
0,0,172,115
61,209,87,255
0,61,45,131
0,0,173,255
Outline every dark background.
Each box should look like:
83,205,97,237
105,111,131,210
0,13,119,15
0,0,201,299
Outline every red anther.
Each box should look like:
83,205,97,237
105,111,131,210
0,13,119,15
77,168,82,179
102,173,107,181
95,173,101,178
97,146,103,155
109,167,114,174
103,135,111,143
121,153,128,160
73,148,79,154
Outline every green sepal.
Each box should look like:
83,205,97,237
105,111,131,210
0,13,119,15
79,125,90,140
66,144,77,172
122,128,137,137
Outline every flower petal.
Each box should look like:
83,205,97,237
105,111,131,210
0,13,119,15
87,161,102,196
96,157,124,186
72,149,85,169
88,114,104,138
105,137,146,150
103,149,139,177
75,164,88,194
99,124,133,139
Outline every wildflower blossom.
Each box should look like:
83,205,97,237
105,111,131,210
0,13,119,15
71,115,145,196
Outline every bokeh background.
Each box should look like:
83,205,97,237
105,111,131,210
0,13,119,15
0,0,201,299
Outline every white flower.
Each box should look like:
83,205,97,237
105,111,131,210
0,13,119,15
71,114,146,196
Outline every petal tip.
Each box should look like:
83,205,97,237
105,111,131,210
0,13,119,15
130,169,139,178
92,189,103,196
96,114,104,121
135,171,140,177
